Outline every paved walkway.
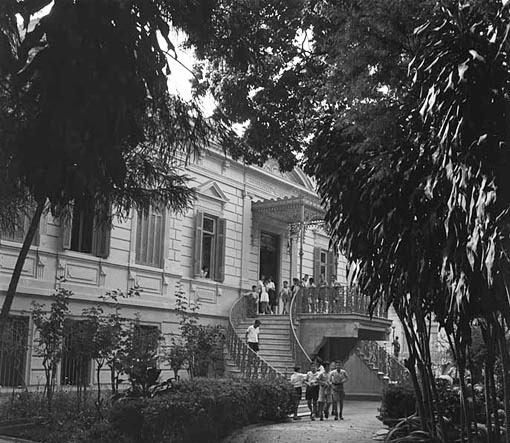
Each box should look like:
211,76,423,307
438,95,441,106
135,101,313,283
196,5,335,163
0,401,386,443
223,401,386,443
0,437,36,443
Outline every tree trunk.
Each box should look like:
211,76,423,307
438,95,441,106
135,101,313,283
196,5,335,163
400,317,427,428
496,322,510,443
489,362,501,439
96,361,103,410
0,199,45,337
481,320,497,442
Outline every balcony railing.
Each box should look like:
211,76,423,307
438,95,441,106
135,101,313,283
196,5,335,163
226,294,282,379
296,286,387,318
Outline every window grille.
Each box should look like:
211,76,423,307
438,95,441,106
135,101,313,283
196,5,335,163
134,324,160,367
61,319,92,386
0,316,29,387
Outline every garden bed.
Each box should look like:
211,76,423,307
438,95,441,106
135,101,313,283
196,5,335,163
0,378,294,443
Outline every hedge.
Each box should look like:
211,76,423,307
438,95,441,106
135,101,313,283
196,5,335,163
79,377,294,443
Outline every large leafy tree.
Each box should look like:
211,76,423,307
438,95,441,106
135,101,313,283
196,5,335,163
0,0,214,335
195,0,510,441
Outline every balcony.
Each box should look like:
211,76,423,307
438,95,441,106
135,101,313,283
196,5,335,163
293,286,391,360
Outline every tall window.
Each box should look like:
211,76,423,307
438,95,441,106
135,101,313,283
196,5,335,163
314,247,337,283
61,319,92,386
62,200,110,258
133,324,160,368
0,316,29,387
193,211,226,282
135,207,165,268
0,210,39,246
134,324,160,354
70,203,94,253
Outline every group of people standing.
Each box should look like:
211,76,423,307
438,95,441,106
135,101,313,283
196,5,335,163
290,359,348,421
245,275,302,316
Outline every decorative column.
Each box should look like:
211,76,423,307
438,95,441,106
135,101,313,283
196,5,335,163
240,190,252,290
299,199,305,281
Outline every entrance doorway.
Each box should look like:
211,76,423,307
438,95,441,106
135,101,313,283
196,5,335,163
259,231,280,292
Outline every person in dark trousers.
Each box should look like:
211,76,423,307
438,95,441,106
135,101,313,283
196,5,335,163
290,366,307,420
392,336,401,359
305,364,320,420
245,320,261,352
331,360,348,420
244,285,259,317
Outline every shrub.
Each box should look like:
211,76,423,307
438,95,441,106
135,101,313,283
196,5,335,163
380,384,416,423
83,377,294,443
0,390,100,443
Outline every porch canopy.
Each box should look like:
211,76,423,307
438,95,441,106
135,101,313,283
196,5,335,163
251,195,324,225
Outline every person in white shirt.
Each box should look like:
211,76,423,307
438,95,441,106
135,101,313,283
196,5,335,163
290,366,307,420
331,360,348,420
245,320,261,352
257,275,265,313
260,281,270,314
305,364,320,420
317,362,333,420
266,276,277,314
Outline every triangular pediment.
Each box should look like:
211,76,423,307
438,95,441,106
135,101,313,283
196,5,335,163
196,181,229,204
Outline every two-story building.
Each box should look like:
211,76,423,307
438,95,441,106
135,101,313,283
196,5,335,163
0,146,354,389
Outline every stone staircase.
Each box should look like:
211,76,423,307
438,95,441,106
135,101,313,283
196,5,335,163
224,314,310,416
225,315,295,377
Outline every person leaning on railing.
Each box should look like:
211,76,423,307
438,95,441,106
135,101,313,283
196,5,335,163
243,285,259,318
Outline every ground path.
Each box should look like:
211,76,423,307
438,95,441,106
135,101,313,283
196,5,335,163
222,401,386,443
0,401,385,443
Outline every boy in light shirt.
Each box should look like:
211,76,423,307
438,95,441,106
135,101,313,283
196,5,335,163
290,366,307,420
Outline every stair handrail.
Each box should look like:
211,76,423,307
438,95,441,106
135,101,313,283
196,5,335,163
289,288,312,371
357,340,409,385
227,293,284,379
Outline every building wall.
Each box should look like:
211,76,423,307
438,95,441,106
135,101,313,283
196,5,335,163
0,147,345,388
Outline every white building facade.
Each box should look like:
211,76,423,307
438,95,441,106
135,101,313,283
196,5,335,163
0,147,347,389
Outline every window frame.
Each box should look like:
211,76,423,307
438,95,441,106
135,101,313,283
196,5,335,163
0,315,29,388
314,246,337,284
193,210,226,282
135,206,166,268
61,201,111,258
0,211,40,246
60,318,92,387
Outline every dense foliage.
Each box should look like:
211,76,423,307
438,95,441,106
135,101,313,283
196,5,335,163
0,378,294,443
0,0,214,333
189,1,510,441
165,283,225,379
94,378,293,443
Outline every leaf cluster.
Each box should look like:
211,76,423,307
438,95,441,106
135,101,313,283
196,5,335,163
165,282,225,379
0,0,214,228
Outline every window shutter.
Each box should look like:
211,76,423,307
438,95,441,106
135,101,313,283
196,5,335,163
193,211,204,277
27,214,40,247
313,246,321,281
93,205,111,259
93,223,111,258
327,251,336,281
61,217,72,250
214,218,226,282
